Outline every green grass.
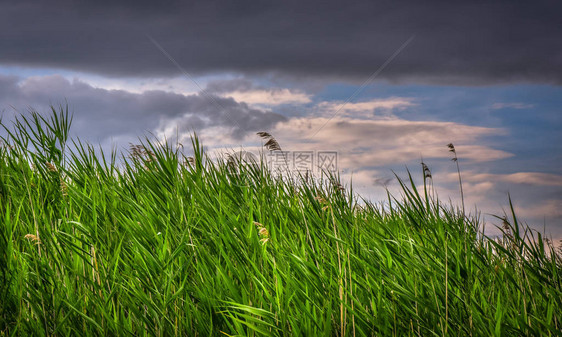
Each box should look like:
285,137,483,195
1,105,561,336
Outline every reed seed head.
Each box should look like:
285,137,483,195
24,234,41,244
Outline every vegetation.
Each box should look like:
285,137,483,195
1,106,561,336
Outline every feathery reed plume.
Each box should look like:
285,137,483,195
45,162,57,172
129,143,156,171
314,195,327,203
253,221,269,245
24,234,41,245
315,195,330,211
263,138,282,151
257,132,282,151
60,179,68,196
421,161,432,180
447,143,465,216
421,159,435,203
129,143,144,159
129,143,156,161
501,216,514,241
330,179,345,196
447,143,457,160
257,131,287,174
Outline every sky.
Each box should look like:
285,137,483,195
1,0,561,242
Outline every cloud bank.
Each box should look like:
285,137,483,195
1,0,561,85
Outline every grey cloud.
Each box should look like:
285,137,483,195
206,79,255,93
1,1,561,85
0,74,286,144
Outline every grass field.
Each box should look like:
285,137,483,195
1,106,561,336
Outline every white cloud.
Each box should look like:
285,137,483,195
512,199,562,220
316,97,416,118
271,116,511,167
42,73,202,96
223,88,312,106
459,171,562,187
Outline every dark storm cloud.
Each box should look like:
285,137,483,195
1,0,561,85
0,74,286,143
